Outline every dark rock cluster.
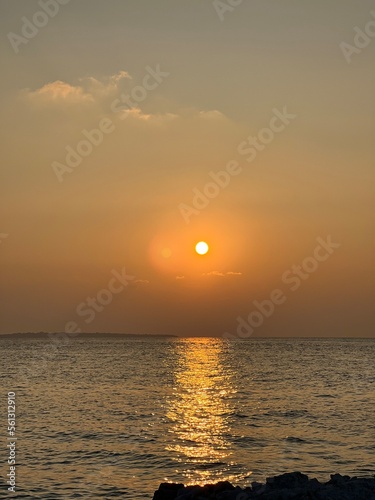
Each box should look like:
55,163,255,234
153,472,375,499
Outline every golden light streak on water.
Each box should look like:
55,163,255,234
165,338,239,484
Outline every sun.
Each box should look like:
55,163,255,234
195,241,209,255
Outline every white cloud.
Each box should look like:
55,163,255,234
22,71,130,104
26,80,93,103
19,71,174,125
20,73,228,128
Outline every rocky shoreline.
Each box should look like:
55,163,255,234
153,472,375,499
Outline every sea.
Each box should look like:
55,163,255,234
0,336,374,499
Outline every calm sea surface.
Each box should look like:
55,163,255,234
0,337,374,499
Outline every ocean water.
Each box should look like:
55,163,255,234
0,336,374,499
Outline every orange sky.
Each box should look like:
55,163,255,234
0,1,374,336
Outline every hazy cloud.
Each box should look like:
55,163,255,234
22,70,131,104
133,279,150,286
21,73,224,127
202,271,242,277
119,108,178,124
199,110,225,120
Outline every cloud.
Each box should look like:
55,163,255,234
21,72,227,129
82,71,131,97
26,80,93,103
20,73,229,134
108,70,131,84
133,279,150,286
203,271,225,277
199,110,225,120
22,71,131,104
203,271,242,277
175,275,185,280
119,108,178,124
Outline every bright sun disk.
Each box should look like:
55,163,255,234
195,241,209,255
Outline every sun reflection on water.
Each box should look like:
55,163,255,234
166,338,238,484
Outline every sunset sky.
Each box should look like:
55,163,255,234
1,0,374,337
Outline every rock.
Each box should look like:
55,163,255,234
267,472,309,489
152,474,375,500
153,482,184,499
214,481,235,493
307,477,320,492
329,473,350,485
